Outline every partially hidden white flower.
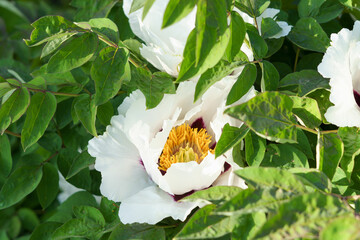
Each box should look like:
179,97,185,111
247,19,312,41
123,0,254,77
318,21,360,127
88,78,255,224
123,0,196,77
58,171,101,204
235,8,292,39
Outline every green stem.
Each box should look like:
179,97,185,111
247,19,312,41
295,124,318,134
294,48,300,72
27,87,80,97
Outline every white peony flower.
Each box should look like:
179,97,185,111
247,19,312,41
88,78,255,224
235,8,292,39
123,0,254,77
318,21,360,127
123,0,196,77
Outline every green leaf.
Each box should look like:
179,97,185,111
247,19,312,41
260,60,279,91
235,167,307,193
245,130,266,167
162,0,196,28
177,3,231,82
215,124,249,157
0,82,13,98
21,92,57,151
74,94,97,136
261,17,282,39
6,215,21,239
225,92,298,143
40,33,76,59
262,143,309,168
100,197,119,223
0,135,12,178
235,0,270,17
97,101,114,126
183,186,244,205
70,0,117,21
320,215,360,240
225,11,246,61
194,59,247,102
217,187,296,215
226,63,257,105
305,88,331,123
52,205,105,240
89,18,119,44
175,204,237,239
298,0,326,19
132,67,175,109
30,222,62,240
36,163,59,209
298,0,343,24
47,32,98,73
338,127,360,180
0,165,43,209
289,168,332,192
18,208,40,231
38,132,62,152
142,0,156,20
317,132,344,180
109,223,165,240
25,16,77,47
91,47,129,105
287,17,330,52
290,96,322,129
49,191,98,223
279,69,329,96
67,151,95,179
130,0,146,13
253,192,349,239
0,87,30,134
247,24,268,59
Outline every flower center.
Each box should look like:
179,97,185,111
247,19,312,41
158,124,214,172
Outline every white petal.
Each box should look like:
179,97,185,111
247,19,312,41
88,117,153,202
318,21,360,127
158,154,226,195
119,186,200,224
269,21,292,39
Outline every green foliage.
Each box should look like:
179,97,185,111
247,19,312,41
0,0,358,239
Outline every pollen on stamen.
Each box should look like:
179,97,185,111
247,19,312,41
158,124,214,173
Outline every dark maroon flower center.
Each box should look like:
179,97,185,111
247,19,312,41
354,90,360,107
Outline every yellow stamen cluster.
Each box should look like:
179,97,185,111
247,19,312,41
158,124,214,172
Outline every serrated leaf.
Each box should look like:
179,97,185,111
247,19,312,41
235,167,307,193
0,87,30,134
36,163,59,209
317,132,343,180
47,32,98,73
225,92,298,143
235,0,270,17
162,0,196,28
260,60,279,91
21,92,57,151
287,17,330,53
0,135,12,178
74,94,97,136
92,47,129,106
0,165,43,210
25,16,77,46
226,63,257,105
291,96,322,129
132,67,175,109
215,124,249,157
279,70,329,96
